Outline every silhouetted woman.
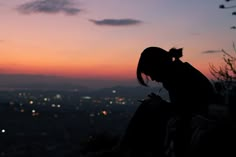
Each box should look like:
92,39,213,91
119,47,215,157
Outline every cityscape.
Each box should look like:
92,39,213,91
0,86,167,157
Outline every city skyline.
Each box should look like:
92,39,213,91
1,0,236,85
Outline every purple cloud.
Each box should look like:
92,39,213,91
17,0,81,15
202,50,222,54
89,18,142,26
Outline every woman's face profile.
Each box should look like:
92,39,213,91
144,66,164,82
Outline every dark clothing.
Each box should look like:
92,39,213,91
163,61,215,114
163,61,215,157
119,99,174,157
119,61,216,157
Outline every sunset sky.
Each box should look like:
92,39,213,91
0,0,236,81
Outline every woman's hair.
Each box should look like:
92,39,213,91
136,47,183,86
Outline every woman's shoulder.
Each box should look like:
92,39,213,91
182,62,203,74
182,62,214,88
182,62,193,67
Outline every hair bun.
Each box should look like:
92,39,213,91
169,48,183,60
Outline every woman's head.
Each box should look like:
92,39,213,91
136,47,183,86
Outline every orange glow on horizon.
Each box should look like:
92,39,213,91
0,62,215,81
0,41,139,80
0,38,221,81
0,62,137,80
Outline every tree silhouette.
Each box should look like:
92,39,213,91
209,45,236,85
208,1,236,101
214,1,236,77
209,43,236,104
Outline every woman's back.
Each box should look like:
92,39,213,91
164,61,215,115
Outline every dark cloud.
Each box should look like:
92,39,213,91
17,0,81,15
202,50,222,54
89,18,142,26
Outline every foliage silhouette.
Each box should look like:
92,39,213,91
208,43,236,107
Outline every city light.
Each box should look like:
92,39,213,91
29,100,34,105
101,110,108,116
55,94,62,99
51,104,56,107
82,96,92,100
